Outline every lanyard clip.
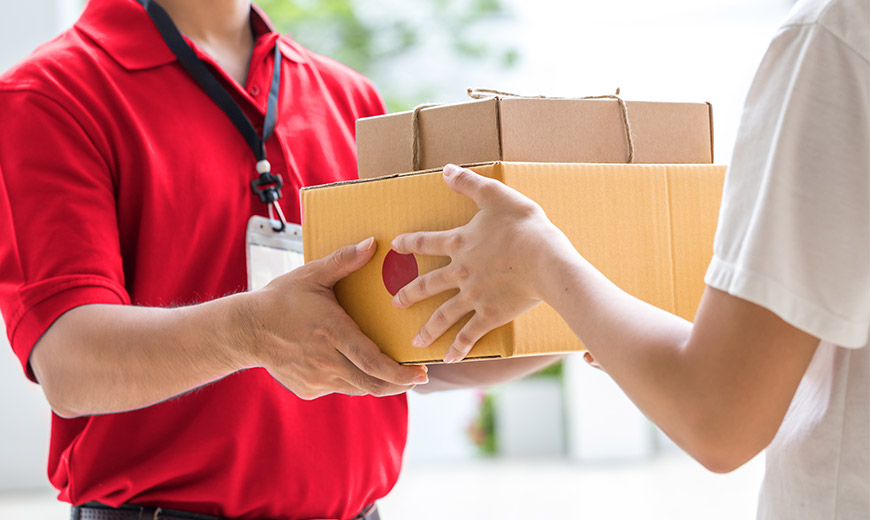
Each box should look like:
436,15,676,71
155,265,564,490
250,160,284,204
251,160,287,232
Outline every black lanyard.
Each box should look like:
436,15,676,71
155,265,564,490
135,0,287,231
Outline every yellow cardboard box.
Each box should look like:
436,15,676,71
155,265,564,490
356,97,715,179
301,162,725,364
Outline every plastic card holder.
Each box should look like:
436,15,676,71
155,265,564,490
246,216,304,291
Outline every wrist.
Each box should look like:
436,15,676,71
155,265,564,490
218,291,265,370
536,238,589,308
529,226,583,301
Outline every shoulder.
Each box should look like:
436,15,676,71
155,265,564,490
0,26,104,96
279,37,386,119
0,24,118,134
779,0,869,62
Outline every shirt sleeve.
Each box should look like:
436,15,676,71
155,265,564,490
0,88,131,382
705,21,870,348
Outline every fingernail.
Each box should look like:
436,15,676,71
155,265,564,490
412,334,425,348
356,237,375,253
413,373,429,384
443,350,461,364
443,164,458,178
583,352,595,365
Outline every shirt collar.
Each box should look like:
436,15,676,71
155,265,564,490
75,0,307,71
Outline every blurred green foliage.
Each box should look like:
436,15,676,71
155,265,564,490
468,391,497,455
255,0,518,112
532,358,563,378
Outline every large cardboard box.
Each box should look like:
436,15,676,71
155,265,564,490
356,97,714,179
302,162,725,364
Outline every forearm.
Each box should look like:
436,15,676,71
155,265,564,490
31,293,256,418
420,355,562,393
543,253,746,468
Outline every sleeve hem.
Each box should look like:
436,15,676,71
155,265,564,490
8,279,130,382
705,256,867,349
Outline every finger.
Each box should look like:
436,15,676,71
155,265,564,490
392,230,456,256
411,297,473,349
442,164,504,209
314,237,377,288
583,351,602,370
331,318,429,385
392,266,455,309
443,313,495,364
335,354,418,397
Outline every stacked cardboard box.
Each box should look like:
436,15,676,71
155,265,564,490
302,95,725,364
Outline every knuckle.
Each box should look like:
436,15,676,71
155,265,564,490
477,305,495,321
413,234,427,252
414,276,427,295
454,331,475,349
432,309,449,326
464,285,481,301
521,199,543,217
447,234,464,253
329,249,348,270
311,325,336,345
453,264,470,282
478,180,499,199
366,380,387,397
309,355,332,373
351,347,378,375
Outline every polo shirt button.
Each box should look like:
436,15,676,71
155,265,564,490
250,85,260,96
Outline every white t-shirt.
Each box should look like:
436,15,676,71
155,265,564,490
704,0,869,518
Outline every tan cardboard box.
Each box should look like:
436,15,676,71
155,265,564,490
356,97,714,179
302,162,725,364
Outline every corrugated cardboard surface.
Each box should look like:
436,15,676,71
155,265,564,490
302,162,725,364
356,98,714,179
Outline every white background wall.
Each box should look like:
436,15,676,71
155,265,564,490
0,0,83,492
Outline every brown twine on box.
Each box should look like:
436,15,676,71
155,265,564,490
468,87,634,164
408,88,634,169
411,103,438,171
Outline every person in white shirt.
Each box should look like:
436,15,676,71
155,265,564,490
391,0,869,517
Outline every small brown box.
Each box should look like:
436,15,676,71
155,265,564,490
356,97,714,179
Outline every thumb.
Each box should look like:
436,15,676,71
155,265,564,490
443,164,500,209
314,237,377,288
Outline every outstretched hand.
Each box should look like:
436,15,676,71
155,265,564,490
391,164,577,363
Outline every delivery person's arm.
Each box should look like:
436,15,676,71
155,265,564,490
392,165,818,473
419,355,562,393
31,239,427,418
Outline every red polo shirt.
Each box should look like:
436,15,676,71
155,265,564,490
0,1,407,518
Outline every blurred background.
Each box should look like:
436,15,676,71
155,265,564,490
1,0,796,518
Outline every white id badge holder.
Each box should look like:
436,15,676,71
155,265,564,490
246,216,304,291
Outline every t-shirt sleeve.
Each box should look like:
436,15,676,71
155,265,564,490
0,88,131,382
705,21,870,348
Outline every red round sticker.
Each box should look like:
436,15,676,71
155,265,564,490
382,249,419,296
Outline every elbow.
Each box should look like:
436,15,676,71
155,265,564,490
37,378,84,419
30,356,85,419
691,445,757,474
679,417,774,474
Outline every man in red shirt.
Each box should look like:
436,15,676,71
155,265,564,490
0,0,557,518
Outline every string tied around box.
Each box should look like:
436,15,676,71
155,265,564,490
410,88,634,171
